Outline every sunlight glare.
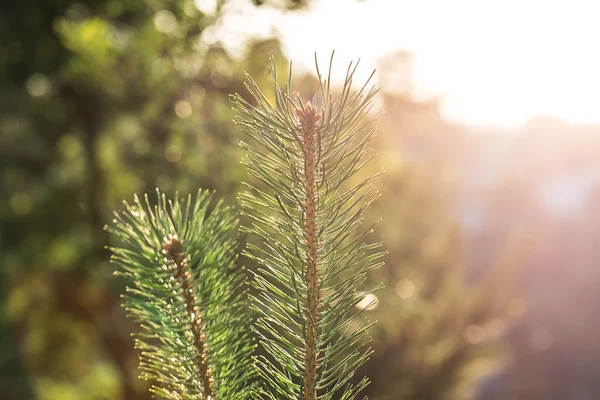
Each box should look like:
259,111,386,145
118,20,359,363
275,0,600,128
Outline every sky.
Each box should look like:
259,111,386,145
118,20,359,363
203,0,600,128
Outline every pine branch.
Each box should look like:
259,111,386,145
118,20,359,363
232,53,385,400
106,189,255,400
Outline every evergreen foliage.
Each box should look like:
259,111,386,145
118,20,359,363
107,190,255,400
232,55,385,400
106,56,385,400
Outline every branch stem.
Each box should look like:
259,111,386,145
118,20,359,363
164,236,215,400
299,101,322,400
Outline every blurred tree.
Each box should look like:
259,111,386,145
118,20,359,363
473,124,600,400
0,0,302,399
359,77,521,400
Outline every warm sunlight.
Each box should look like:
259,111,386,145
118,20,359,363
273,0,600,128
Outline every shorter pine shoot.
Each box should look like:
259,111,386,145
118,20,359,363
107,189,255,400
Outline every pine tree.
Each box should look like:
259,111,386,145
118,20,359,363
107,55,384,400
232,55,384,400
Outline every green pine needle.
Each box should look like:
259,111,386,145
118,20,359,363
232,53,385,400
107,189,256,400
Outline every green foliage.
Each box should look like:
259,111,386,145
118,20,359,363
105,55,387,400
107,190,255,400
232,56,385,400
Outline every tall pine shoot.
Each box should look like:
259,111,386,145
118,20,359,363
233,54,384,400
108,54,384,400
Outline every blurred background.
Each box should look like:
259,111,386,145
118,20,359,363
2,0,600,399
